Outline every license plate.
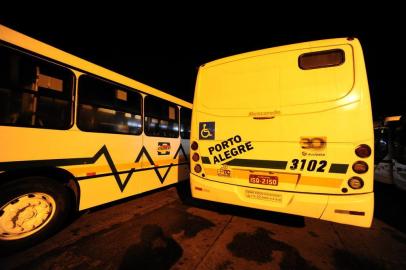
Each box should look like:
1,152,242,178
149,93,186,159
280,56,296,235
249,174,278,186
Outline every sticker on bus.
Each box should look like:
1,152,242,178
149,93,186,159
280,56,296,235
245,190,282,203
158,142,171,155
199,122,215,140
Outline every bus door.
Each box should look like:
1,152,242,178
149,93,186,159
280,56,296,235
142,95,181,188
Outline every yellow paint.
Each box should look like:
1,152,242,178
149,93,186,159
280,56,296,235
190,37,374,227
298,176,342,188
0,25,192,211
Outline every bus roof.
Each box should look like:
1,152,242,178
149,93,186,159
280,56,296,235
0,25,192,109
199,37,359,69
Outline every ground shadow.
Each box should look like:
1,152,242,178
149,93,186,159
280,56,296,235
180,184,305,228
119,224,183,270
374,182,406,233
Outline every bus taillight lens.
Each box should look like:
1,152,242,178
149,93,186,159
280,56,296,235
194,164,202,173
355,144,371,158
348,177,364,189
192,153,200,162
352,161,368,174
191,141,198,151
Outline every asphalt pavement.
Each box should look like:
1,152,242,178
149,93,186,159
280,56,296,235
1,181,406,270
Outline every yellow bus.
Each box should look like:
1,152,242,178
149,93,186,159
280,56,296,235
190,38,374,227
0,25,192,249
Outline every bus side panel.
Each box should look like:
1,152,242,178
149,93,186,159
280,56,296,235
77,136,189,210
0,126,185,210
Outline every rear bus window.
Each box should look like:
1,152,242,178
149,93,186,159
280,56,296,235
299,49,345,70
0,45,74,129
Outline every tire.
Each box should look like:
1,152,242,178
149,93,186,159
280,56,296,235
176,179,192,202
0,176,72,253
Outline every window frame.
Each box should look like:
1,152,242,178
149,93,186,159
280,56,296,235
0,43,76,130
180,107,192,139
76,74,143,136
298,49,345,70
144,95,180,138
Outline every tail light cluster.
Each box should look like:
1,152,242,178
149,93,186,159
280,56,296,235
352,161,368,174
192,153,200,162
191,141,198,151
348,144,371,190
191,141,202,174
355,144,371,158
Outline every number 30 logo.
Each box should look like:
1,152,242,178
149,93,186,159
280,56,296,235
300,137,326,150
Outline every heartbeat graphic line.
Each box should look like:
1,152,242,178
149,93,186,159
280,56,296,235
0,144,189,192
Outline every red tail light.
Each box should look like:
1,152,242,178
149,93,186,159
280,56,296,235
191,141,198,151
194,164,202,173
355,144,371,158
192,153,200,162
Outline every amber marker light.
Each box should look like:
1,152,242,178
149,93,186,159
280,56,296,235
352,161,368,174
348,177,364,189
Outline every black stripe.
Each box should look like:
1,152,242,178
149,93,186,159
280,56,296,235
201,156,211,164
334,210,365,216
76,162,189,180
0,144,189,192
349,211,365,216
225,159,287,169
329,164,349,174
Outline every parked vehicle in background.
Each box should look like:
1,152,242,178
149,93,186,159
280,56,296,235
374,115,406,190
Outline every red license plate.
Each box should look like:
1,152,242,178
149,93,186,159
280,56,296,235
249,174,278,186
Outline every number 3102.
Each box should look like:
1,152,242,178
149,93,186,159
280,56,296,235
289,159,327,172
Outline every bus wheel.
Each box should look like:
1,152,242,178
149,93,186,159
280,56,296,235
0,177,72,252
176,180,192,202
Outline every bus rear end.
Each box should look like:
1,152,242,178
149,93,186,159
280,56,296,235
190,38,374,227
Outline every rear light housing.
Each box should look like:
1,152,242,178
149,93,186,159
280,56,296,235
348,177,364,189
194,164,202,173
352,161,368,174
192,153,200,162
191,141,198,151
355,144,371,158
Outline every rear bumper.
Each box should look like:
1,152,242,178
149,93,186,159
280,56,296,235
190,174,374,228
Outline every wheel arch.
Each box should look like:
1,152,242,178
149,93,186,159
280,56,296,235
0,167,80,210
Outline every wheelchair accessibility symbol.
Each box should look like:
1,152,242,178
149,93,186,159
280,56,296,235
199,122,215,140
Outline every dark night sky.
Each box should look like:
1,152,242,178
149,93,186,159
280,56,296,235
1,8,404,119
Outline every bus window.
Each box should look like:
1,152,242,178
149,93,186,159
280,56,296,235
0,45,73,129
144,95,179,138
180,107,191,139
298,49,345,70
77,75,142,135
